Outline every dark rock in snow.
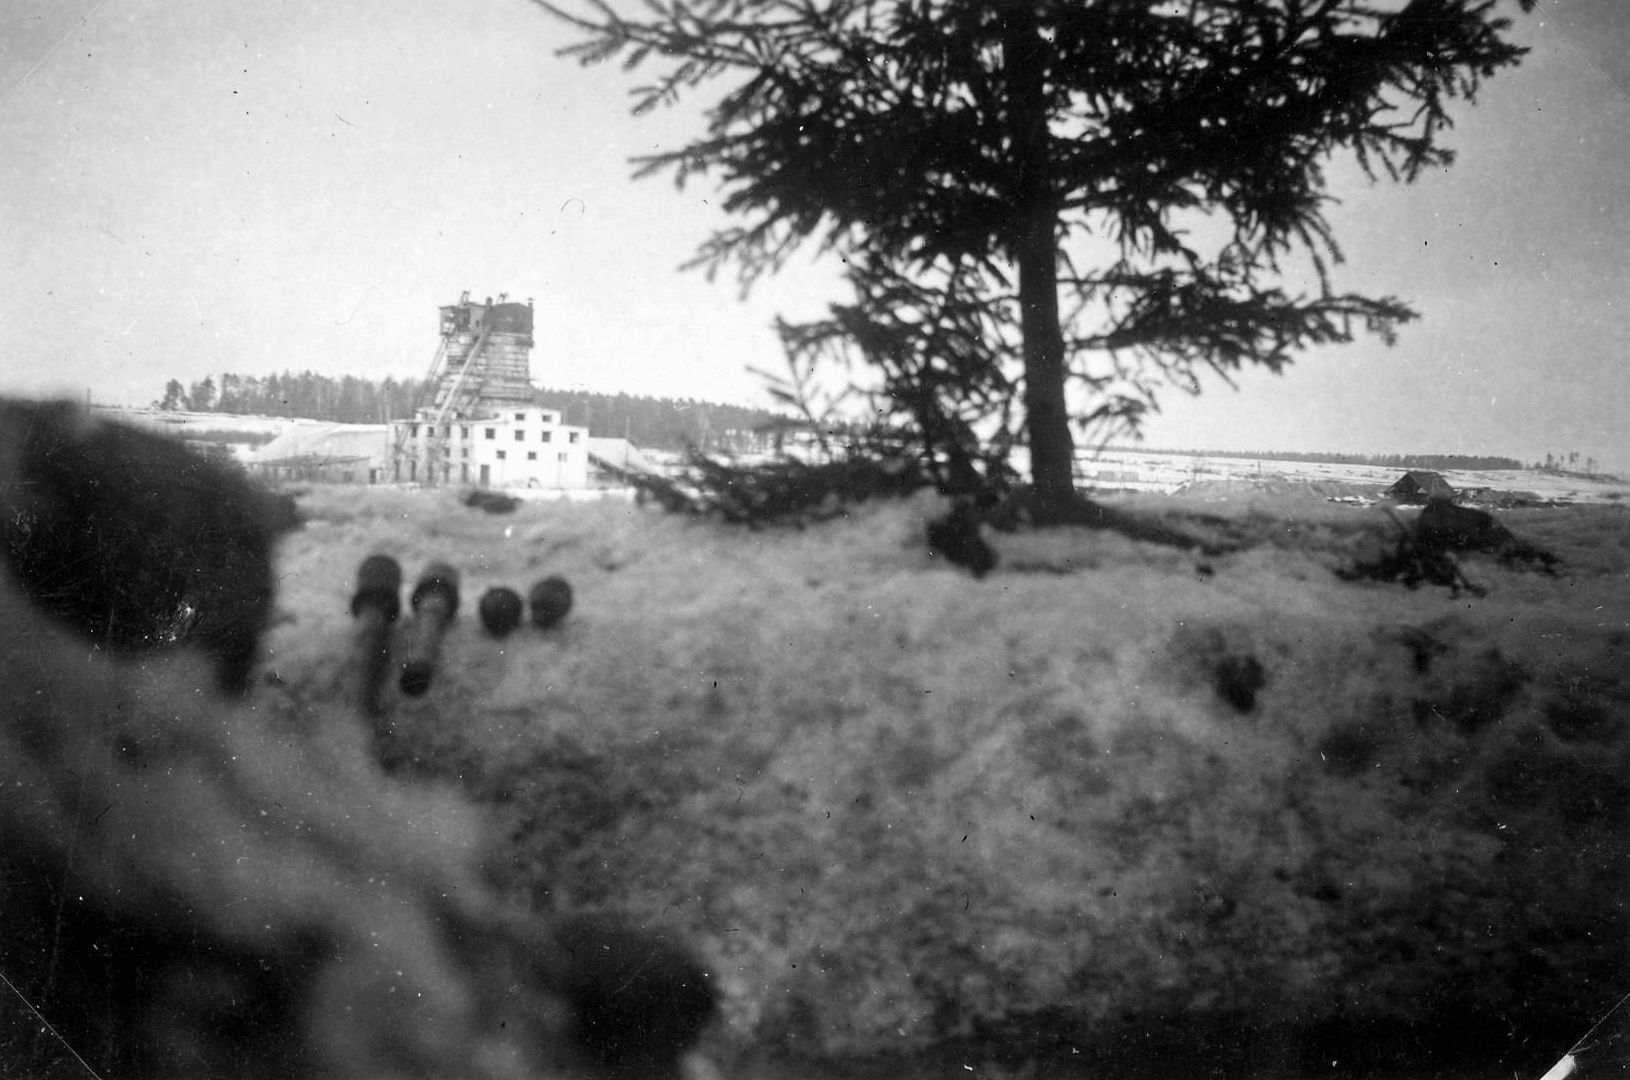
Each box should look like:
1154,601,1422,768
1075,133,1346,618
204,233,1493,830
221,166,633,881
1214,653,1267,713
463,488,520,514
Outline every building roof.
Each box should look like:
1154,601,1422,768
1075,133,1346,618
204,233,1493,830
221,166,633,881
586,437,660,476
1388,470,1457,499
252,423,391,467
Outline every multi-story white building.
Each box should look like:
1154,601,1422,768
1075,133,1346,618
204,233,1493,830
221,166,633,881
387,293,599,489
393,406,590,489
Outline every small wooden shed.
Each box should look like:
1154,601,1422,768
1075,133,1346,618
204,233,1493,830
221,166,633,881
1387,470,1457,504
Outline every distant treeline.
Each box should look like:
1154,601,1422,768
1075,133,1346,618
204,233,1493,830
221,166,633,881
532,389,777,452
1114,446,1526,471
154,373,422,423
153,373,783,452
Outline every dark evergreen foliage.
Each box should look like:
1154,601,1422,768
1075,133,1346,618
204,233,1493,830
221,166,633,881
629,447,933,527
1337,502,1560,596
152,370,426,423
1414,500,1561,573
542,0,1536,520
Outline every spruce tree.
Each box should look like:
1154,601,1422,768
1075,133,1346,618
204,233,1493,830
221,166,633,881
543,0,1533,520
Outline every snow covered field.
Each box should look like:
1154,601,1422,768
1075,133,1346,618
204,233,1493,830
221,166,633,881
1079,449,1630,505
256,481,1628,1080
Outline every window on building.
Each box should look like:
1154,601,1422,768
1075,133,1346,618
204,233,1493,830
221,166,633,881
515,412,526,421
558,453,569,462
539,431,552,443
514,430,525,442
497,450,507,460
409,424,419,437
527,451,537,461
460,426,469,439
569,432,580,444
485,428,496,440
444,425,452,437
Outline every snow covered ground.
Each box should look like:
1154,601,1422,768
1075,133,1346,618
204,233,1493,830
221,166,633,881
91,405,299,437
1079,449,1630,505
255,480,1628,1080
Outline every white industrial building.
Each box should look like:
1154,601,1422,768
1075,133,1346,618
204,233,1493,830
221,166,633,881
391,406,591,489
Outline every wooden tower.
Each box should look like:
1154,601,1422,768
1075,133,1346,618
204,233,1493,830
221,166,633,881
393,291,536,483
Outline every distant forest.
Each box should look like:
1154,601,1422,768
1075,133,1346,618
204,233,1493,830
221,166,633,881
151,373,783,452
1111,446,1527,471
531,389,777,452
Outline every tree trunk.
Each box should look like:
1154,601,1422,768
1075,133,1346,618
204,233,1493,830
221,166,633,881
1001,4,1076,522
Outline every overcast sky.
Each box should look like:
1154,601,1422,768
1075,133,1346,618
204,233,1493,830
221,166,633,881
2,0,1627,470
